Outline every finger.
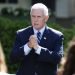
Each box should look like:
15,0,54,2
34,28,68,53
29,35,37,41
29,35,34,40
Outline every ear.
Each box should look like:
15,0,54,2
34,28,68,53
45,16,49,22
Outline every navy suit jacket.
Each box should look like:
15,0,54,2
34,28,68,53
10,26,64,75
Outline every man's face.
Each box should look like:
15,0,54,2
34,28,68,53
31,9,48,30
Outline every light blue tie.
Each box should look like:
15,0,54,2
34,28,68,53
37,31,41,43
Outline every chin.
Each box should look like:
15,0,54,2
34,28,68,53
33,26,39,29
33,25,42,30
35,28,39,30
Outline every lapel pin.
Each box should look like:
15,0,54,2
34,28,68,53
44,37,46,40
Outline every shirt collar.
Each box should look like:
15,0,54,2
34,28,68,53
33,25,46,36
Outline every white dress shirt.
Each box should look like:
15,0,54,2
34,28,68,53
24,25,46,55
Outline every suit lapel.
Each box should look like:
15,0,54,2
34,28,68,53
39,26,49,45
29,26,34,35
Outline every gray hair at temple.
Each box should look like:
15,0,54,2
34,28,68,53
30,3,49,16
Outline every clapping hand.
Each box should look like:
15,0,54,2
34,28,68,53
28,35,38,49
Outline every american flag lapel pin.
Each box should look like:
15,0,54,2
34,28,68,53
44,37,46,40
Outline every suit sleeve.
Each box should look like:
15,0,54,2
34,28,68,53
37,35,64,64
10,32,28,64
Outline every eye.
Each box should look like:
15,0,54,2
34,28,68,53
37,16,41,18
32,15,35,18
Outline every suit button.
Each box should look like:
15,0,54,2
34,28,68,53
35,65,38,69
35,72,37,75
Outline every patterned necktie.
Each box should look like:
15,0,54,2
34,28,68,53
37,31,41,43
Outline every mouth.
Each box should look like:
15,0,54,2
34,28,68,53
34,23,39,26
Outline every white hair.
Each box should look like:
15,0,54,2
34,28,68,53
30,3,49,16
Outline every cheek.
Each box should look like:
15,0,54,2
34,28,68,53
31,20,34,25
40,20,45,24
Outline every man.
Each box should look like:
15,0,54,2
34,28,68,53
10,3,64,75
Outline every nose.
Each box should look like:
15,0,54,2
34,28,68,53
34,17,38,22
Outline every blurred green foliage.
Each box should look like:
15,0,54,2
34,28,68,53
0,16,75,73
1,7,30,18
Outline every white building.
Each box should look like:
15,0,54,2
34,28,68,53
0,0,31,11
55,0,75,18
0,0,75,18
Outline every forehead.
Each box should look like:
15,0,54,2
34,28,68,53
31,9,44,16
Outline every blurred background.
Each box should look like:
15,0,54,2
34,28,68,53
0,0,75,74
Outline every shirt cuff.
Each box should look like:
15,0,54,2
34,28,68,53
24,43,31,55
34,45,42,55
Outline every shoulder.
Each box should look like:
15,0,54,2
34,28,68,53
47,27,64,41
47,26,63,36
16,26,32,34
